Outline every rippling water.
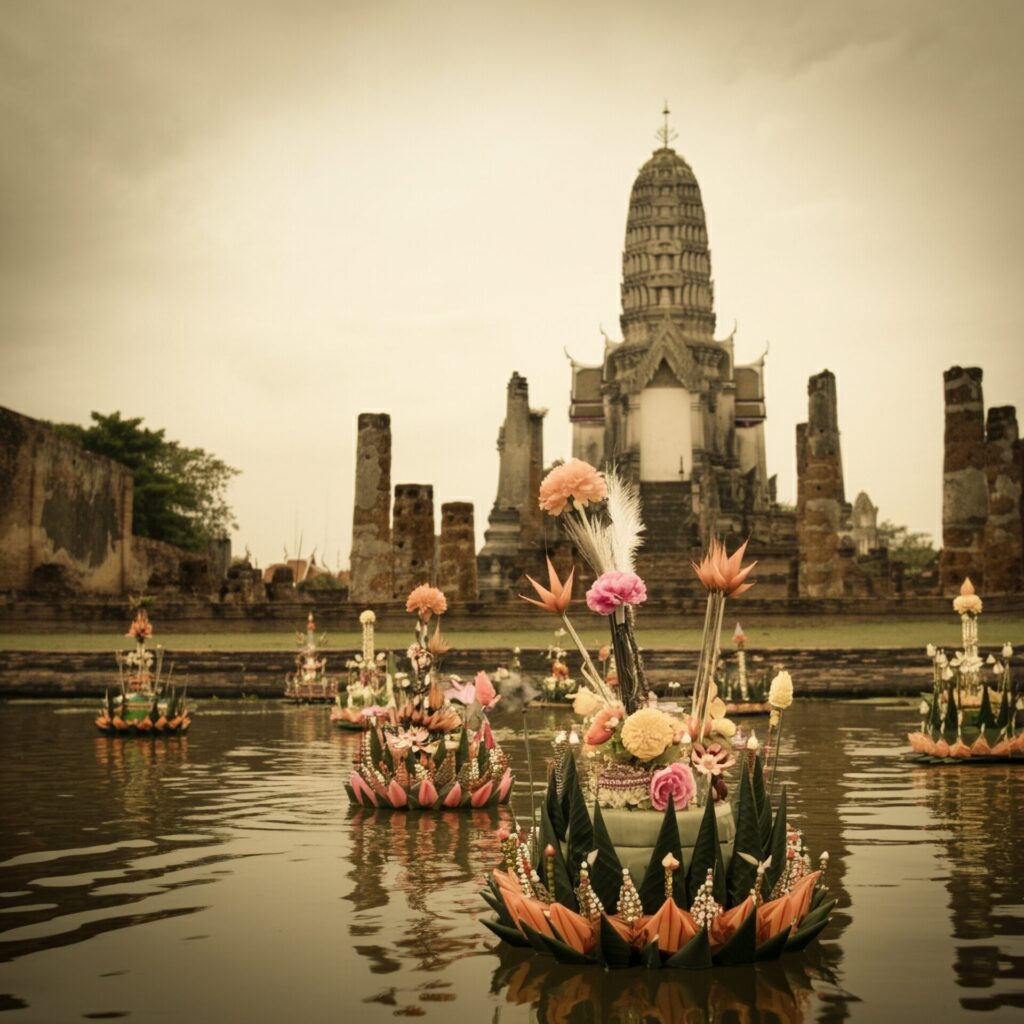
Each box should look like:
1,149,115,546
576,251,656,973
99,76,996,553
0,700,1021,1022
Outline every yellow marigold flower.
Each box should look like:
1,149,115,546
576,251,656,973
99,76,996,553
620,707,676,762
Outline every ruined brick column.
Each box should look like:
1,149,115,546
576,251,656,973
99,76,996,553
940,367,987,594
392,484,435,598
438,501,478,602
478,373,545,593
349,413,392,602
796,371,844,598
982,406,1023,593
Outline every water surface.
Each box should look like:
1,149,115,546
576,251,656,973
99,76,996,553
0,701,1021,1022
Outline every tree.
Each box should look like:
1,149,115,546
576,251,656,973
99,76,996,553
54,411,239,551
876,519,938,575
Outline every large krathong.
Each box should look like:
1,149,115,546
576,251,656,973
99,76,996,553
480,747,833,968
485,459,833,966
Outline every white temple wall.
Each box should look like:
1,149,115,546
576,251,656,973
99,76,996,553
639,386,693,481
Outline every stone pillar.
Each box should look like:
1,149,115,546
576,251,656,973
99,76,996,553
796,370,844,598
439,501,478,601
983,406,1023,593
392,484,435,598
349,413,392,602
478,373,546,592
940,367,987,594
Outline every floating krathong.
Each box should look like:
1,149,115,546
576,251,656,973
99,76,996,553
345,585,513,809
284,612,340,703
907,579,1022,763
479,747,834,968
95,609,192,736
482,460,834,967
716,622,771,717
331,609,395,729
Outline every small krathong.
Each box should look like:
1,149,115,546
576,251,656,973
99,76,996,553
284,612,340,703
346,585,513,809
331,609,395,729
907,578,1022,763
715,622,771,715
96,608,191,736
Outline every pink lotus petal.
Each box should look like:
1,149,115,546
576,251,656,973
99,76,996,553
474,671,498,708
417,778,439,807
442,782,463,808
350,772,378,807
471,781,494,807
497,768,513,802
386,780,409,807
479,719,495,750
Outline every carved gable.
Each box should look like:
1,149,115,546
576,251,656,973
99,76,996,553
615,320,701,395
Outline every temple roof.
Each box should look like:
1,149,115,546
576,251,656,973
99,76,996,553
620,146,716,344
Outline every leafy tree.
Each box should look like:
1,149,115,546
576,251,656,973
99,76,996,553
54,411,239,551
876,519,938,574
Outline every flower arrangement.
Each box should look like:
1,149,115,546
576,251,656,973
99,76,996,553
714,622,771,712
908,579,1022,762
284,612,340,702
331,609,396,728
346,586,513,809
96,611,191,736
482,460,833,967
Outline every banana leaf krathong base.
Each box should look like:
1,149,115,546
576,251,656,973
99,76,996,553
479,752,834,969
346,721,513,810
907,688,1024,764
95,691,192,737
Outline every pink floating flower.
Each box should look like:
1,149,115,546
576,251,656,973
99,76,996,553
538,458,608,516
474,670,500,709
586,571,648,615
444,676,476,705
650,762,697,811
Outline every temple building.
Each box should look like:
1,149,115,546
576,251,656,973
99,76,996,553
564,121,797,596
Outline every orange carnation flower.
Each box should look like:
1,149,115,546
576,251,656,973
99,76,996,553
405,584,448,621
538,458,608,516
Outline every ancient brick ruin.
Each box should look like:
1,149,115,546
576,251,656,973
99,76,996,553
0,406,134,594
346,413,481,605
940,367,1023,594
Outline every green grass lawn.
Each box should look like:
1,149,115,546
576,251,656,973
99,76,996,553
2,616,1020,652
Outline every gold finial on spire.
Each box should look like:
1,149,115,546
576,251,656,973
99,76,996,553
656,100,677,148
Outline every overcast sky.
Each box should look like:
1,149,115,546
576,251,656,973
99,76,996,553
2,0,1021,571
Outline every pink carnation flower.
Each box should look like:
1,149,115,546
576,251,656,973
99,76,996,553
586,571,648,615
650,762,696,811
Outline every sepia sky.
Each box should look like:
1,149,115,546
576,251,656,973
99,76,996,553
2,0,1022,572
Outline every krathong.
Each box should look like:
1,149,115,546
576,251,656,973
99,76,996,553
480,747,834,968
346,585,513,809
96,608,191,736
331,609,395,729
285,611,341,703
908,579,1022,763
483,460,834,967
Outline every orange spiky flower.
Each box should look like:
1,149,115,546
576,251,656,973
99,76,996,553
691,539,757,598
519,557,575,615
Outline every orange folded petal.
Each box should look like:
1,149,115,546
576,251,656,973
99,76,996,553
549,902,596,954
710,896,753,951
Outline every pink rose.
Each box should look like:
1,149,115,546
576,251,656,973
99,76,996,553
650,762,696,811
585,571,648,615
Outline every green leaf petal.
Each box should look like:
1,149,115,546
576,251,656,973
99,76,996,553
663,927,712,969
755,926,791,961
711,904,757,966
481,917,529,947
640,938,662,969
638,795,685,914
590,803,625,911
566,763,595,883
726,766,760,906
597,914,636,967
763,787,788,895
536,801,578,910
685,796,721,906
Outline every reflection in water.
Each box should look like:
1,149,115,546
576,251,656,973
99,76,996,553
492,946,819,1023
0,701,1021,1022
914,764,1024,1013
